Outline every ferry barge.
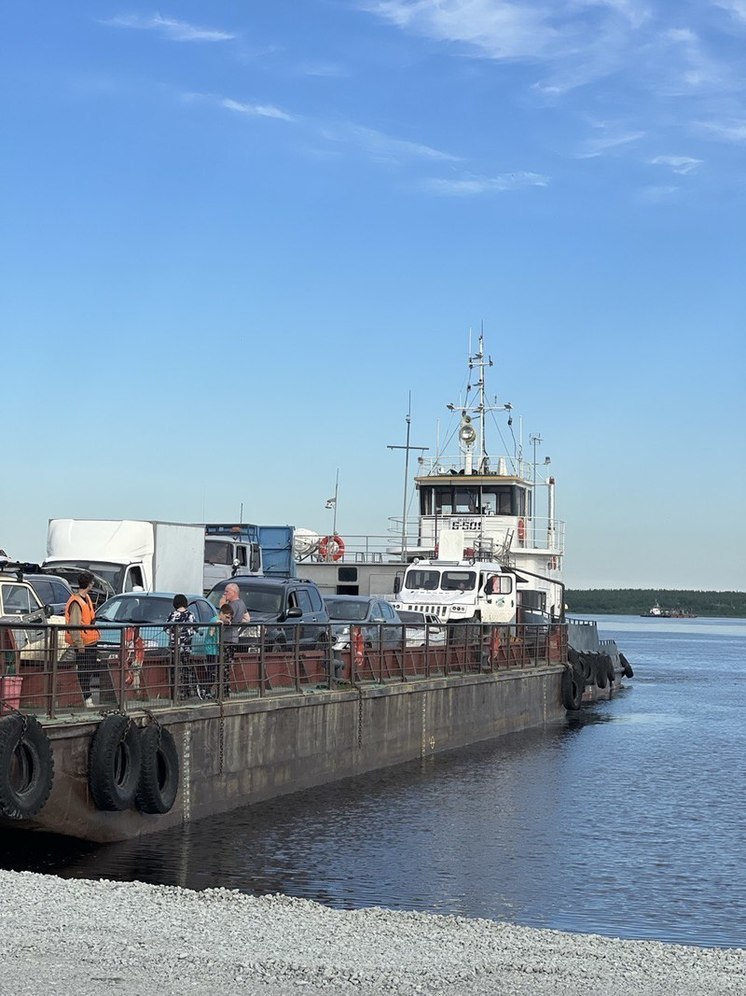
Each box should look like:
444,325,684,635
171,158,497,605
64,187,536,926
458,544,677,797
0,331,630,843
0,615,579,843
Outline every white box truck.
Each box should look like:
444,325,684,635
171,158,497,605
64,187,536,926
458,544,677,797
44,519,205,599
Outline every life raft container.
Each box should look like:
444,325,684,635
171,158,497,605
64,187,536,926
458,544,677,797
89,714,143,811
0,714,54,820
318,535,345,561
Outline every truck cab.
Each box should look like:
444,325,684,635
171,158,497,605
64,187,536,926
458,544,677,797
393,559,515,624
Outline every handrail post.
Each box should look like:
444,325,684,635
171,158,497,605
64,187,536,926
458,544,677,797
294,625,301,694
259,627,265,697
118,627,127,711
49,624,59,720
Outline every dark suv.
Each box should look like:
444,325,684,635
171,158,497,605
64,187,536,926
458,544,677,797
206,576,330,650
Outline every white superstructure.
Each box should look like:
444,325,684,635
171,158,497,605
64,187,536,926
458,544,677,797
297,330,565,600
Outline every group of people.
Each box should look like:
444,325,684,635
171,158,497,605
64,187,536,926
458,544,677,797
63,576,251,706
166,582,250,700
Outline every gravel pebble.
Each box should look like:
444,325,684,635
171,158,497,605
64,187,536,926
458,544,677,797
0,869,743,995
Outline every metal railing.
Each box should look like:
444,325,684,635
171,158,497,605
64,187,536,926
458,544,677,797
295,518,565,564
0,619,567,719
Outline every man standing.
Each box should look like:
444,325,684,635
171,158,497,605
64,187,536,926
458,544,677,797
219,582,250,628
64,572,101,708
219,582,250,665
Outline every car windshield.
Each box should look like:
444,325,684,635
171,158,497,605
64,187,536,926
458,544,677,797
397,610,425,624
324,599,370,622
97,596,175,624
208,586,283,615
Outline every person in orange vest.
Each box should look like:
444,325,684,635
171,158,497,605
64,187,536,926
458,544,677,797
64,572,101,708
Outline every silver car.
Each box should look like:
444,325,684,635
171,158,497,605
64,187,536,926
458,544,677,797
396,609,447,648
323,595,403,651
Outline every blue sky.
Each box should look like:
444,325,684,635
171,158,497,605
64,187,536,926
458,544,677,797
2,1,744,590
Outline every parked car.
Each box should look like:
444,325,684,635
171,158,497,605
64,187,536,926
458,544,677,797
22,574,73,616
323,595,403,651
95,591,216,657
206,577,330,651
0,569,50,659
396,609,447,648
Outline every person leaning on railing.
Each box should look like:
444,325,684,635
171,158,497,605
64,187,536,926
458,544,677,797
64,571,101,708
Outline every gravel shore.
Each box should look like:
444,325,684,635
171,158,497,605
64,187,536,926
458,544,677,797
0,870,743,995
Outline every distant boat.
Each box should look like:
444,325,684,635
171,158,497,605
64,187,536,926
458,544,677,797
640,601,696,618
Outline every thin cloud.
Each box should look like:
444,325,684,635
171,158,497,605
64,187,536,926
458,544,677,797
297,62,350,78
650,155,703,175
422,171,549,195
575,129,645,158
363,0,562,59
363,0,650,64
713,1,746,24
101,14,235,42
638,184,680,203
696,118,746,142
322,123,460,163
220,98,294,122
187,93,454,166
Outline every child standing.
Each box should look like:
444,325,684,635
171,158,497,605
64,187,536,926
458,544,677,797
203,604,233,698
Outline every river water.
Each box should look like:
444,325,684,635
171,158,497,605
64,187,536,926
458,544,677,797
1,615,744,949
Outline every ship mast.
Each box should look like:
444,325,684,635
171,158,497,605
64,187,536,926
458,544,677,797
469,331,493,472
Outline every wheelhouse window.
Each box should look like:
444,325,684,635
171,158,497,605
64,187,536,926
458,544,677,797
421,484,528,516
454,488,480,513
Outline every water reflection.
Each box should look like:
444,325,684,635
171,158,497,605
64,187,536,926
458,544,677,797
2,617,745,949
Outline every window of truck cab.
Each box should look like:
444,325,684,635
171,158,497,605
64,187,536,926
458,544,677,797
483,574,512,594
441,571,476,591
205,540,247,567
404,570,440,591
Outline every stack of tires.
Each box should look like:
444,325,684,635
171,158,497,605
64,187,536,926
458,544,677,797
89,716,179,815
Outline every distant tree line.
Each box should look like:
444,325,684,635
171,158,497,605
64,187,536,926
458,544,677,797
565,589,746,618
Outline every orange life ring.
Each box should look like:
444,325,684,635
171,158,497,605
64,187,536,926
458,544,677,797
319,534,345,561
489,627,502,665
124,627,145,689
352,627,364,666
517,518,526,543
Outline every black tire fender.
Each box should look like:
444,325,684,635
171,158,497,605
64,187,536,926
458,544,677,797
561,667,582,711
0,714,54,820
604,655,616,684
136,725,179,815
89,714,142,812
595,655,608,689
620,653,634,678
578,653,593,683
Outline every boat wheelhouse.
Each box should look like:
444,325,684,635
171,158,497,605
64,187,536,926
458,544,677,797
295,333,564,600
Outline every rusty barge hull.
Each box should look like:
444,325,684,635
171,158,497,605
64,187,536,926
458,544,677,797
5,666,565,843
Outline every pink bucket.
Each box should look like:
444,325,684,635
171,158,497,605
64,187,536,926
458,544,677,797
2,675,23,710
